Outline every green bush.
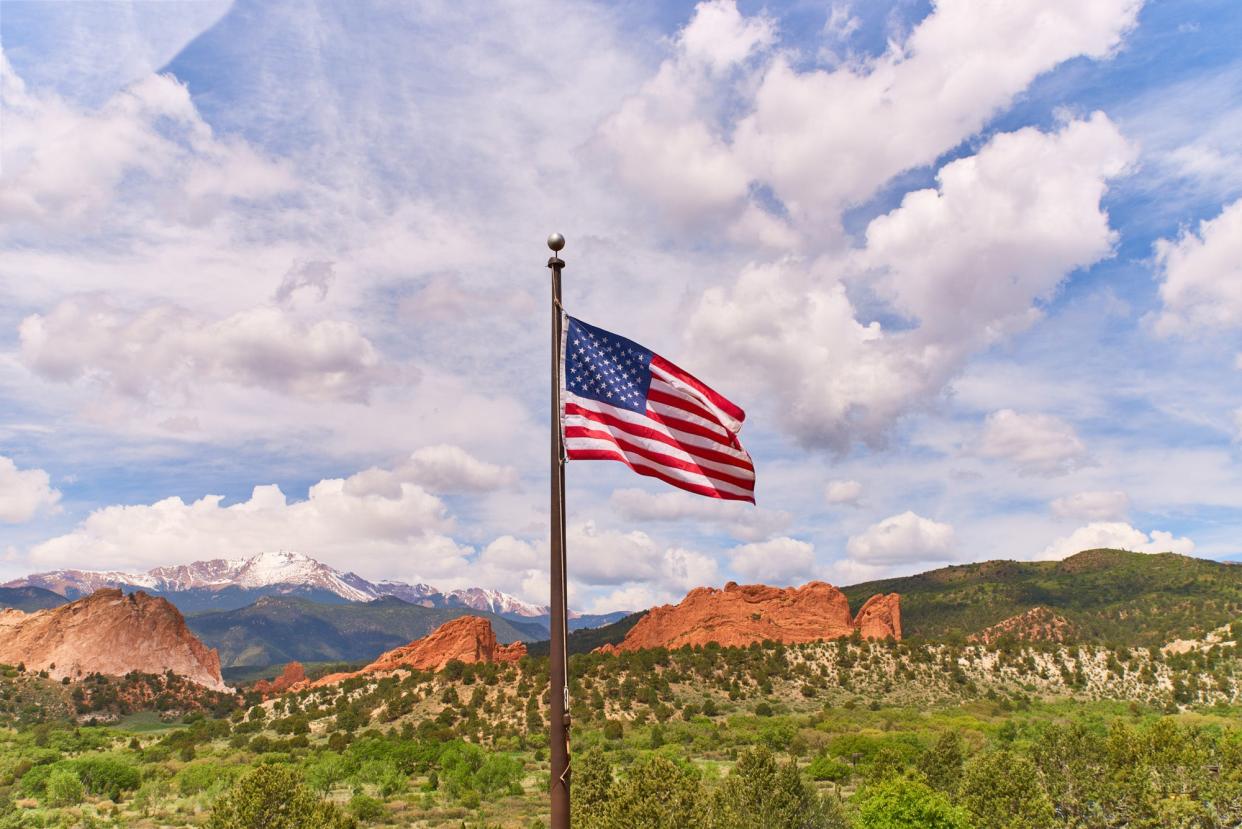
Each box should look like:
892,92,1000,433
853,778,973,829
206,765,356,829
45,768,85,807
348,793,384,821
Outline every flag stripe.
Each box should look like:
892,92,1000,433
564,441,756,501
564,399,753,468
650,355,745,427
564,420,756,487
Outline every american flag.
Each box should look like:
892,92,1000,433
561,315,755,503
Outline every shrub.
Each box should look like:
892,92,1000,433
45,768,85,807
348,793,385,821
206,765,356,829
708,747,845,828
853,778,973,829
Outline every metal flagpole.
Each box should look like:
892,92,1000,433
547,232,571,829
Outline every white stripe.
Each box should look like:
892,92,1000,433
565,390,753,465
564,414,755,484
564,437,754,498
649,363,742,434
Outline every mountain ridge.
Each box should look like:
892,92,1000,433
4,550,563,618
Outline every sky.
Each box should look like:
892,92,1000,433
0,0,1240,613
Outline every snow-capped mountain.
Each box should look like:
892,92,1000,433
4,551,549,616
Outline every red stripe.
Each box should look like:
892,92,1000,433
564,403,754,472
651,354,745,423
647,388,732,434
564,425,756,490
645,394,744,451
566,447,755,503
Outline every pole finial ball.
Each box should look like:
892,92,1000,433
547,233,566,252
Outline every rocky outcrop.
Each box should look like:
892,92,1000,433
0,589,227,691
853,593,902,640
253,661,307,697
970,607,1074,645
598,581,902,654
309,616,526,687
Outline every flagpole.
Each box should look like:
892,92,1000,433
547,232,571,829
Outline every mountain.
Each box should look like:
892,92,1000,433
309,616,526,687
0,586,69,612
185,595,541,668
4,551,556,618
0,589,226,690
598,581,901,654
840,548,1242,646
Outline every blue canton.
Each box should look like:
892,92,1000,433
565,317,654,414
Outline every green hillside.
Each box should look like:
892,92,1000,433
841,548,1242,645
187,595,540,668
527,610,648,657
0,586,69,612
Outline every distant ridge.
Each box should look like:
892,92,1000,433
841,548,1242,646
4,550,563,618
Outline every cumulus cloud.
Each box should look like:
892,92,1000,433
729,537,815,584
690,115,1135,448
977,409,1090,476
565,521,718,593
401,445,518,493
0,457,61,523
1051,490,1130,521
824,480,862,505
27,468,462,576
1036,522,1195,560
609,488,790,541
1153,198,1242,335
846,512,955,565
19,296,396,403
0,56,293,229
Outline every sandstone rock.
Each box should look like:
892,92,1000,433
310,615,526,687
599,581,902,653
970,607,1074,645
0,589,227,691
853,593,902,640
254,661,307,697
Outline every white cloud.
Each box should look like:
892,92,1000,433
1050,490,1130,521
27,468,462,577
0,457,61,523
732,0,1141,229
19,295,396,404
690,115,1135,448
1036,522,1195,560
977,409,1090,476
401,445,517,493
728,536,814,584
678,0,776,73
0,57,293,230
609,488,790,541
846,511,955,565
1153,198,1242,335
824,479,862,505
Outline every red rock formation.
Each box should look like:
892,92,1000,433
253,661,307,697
310,616,527,687
970,607,1074,645
599,581,902,653
0,589,226,691
853,593,902,640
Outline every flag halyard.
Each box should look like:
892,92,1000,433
561,315,755,503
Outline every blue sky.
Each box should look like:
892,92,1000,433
0,0,1240,612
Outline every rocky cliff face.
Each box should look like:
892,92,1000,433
0,589,227,691
253,661,308,697
309,615,526,687
598,581,902,654
852,593,902,640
